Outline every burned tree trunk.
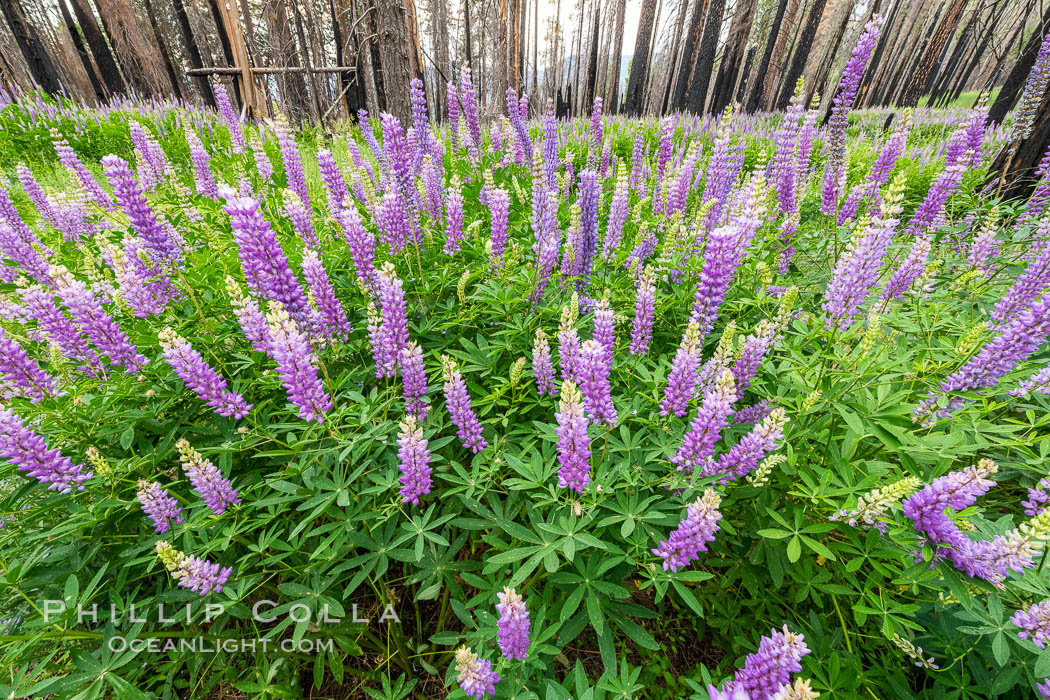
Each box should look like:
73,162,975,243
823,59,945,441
623,0,657,116
67,0,125,96
1,0,62,94
607,0,626,112
711,0,757,112
171,0,214,106
374,0,416,124
745,0,788,112
672,0,708,112
59,0,106,100
774,0,828,110
686,0,727,113
989,8,1050,125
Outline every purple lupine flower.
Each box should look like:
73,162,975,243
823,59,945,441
0,326,56,402
158,328,252,419
337,205,378,287
275,119,310,209
733,399,773,426
249,130,274,182
213,81,246,152
155,541,232,595
902,459,998,552
990,228,1050,326
1023,477,1050,517
380,112,415,199
1012,30,1050,140
661,320,703,418
1015,366,1050,397
51,130,113,210
721,627,811,699
1019,145,1050,228
656,116,674,184
772,95,804,215
226,276,270,353
102,155,181,265
823,184,904,330
575,170,600,291
652,488,723,572
225,195,309,319
882,235,933,301
137,480,184,533
1039,680,1050,699
410,78,433,164
957,509,1050,585
15,164,56,226
555,379,591,493
301,249,352,342
629,266,656,356
1013,601,1050,648
917,296,1050,424
496,587,530,660
376,184,412,253
603,163,630,258
592,296,615,359
629,129,646,194
264,301,333,423
691,226,740,336
442,355,487,453
374,262,409,377
396,414,432,505
19,285,102,376
51,266,148,373
443,175,465,255
447,82,461,146
101,235,169,318
703,408,788,483
578,340,616,427
826,16,883,175
968,213,1003,278
317,149,348,213
590,96,604,146
0,222,51,285
177,438,240,514
421,156,444,220
460,66,482,157
672,370,736,473
185,128,218,199
542,99,559,189
0,406,91,492
401,341,428,420
530,191,561,303
904,151,967,237
454,647,499,699
731,320,778,391
532,328,556,396
51,192,93,243
284,190,320,250
558,304,581,383
487,187,511,264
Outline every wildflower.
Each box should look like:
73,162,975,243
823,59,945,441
213,81,246,152
264,301,332,423
772,678,821,700
575,170,600,290
1023,477,1050,516
629,266,656,355
487,187,511,264
603,163,630,258
592,294,615,360
990,229,1050,327
1012,600,1050,648
555,380,591,493
284,190,319,250
661,319,704,418
496,587,530,660
396,414,432,505
577,339,617,427
226,277,270,353
337,205,378,287
442,356,487,453
274,117,310,208
375,263,409,377
891,634,939,669
652,488,723,572
0,326,56,402
830,476,921,532
177,439,240,514
155,541,232,596
903,459,998,550
137,480,184,533
747,454,787,487
158,328,252,419
720,626,811,699
704,408,789,483
673,370,736,473
509,357,526,387
301,250,352,342
316,149,348,213
101,155,180,265
401,341,428,420
454,646,499,699
532,328,556,396
731,320,778,391
558,302,581,383
958,509,1050,585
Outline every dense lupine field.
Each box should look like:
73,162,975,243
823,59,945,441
4,21,1050,700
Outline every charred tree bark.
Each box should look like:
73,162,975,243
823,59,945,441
171,0,214,106
990,86,1050,200
584,4,599,107
685,0,727,113
711,0,757,112
901,0,965,106
1,0,62,94
374,0,415,124
745,0,788,112
672,0,707,111
774,0,828,110
67,0,125,95
989,6,1050,125
660,0,689,113
59,0,106,100
263,0,309,120
607,0,626,112
141,0,183,100
624,0,657,116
